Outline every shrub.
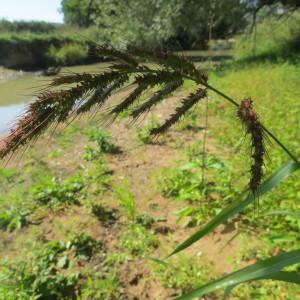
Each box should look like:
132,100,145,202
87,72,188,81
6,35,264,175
47,43,88,66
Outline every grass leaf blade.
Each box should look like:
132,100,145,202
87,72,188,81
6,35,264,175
176,249,300,300
169,160,300,257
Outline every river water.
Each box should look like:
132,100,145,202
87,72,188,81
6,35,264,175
0,63,111,134
0,50,232,134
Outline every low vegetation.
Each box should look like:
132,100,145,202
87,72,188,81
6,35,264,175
0,4,299,299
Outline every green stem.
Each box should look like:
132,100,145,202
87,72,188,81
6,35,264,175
202,81,300,165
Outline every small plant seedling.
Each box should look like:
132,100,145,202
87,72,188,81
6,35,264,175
0,206,28,231
120,224,159,257
114,180,136,221
32,175,84,207
136,116,160,144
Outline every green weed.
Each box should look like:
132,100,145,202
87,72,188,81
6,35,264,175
67,233,102,261
0,167,17,184
0,206,28,231
32,175,84,207
176,107,200,131
114,180,136,221
136,213,155,229
151,254,214,295
158,150,239,225
0,241,79,300
83,129,120,161
136,116,160,144
79,273,121,300
90,203,119,226
120,224,159,257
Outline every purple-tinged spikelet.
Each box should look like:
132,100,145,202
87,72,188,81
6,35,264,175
237,98,265,194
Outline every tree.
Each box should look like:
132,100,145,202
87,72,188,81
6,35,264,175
60,0,298,49
61,0,100,27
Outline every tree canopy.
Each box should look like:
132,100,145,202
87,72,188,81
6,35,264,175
60,0,300,49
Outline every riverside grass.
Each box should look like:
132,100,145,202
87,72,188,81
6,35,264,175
0,47,299,299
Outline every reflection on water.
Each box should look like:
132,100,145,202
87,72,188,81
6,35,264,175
0,63,111,134
0,103,25,135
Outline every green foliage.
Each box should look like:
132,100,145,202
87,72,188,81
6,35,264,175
32,175,84,206
47,43,88,66
0,206,28,231
159,150,239,225
136,213,155,229
0,233,104,300
136,116,160,144
235,11,300,61
83,128,120,160
0,241,79,300
176,107,199,131
0,28,100,68
0,19,57,33
151,254,214,294
114,180,136,221
61,0,101,27
79,273,121,300
0,167,17,183
61,0,248,49
120,224,159,256
67,233,102,261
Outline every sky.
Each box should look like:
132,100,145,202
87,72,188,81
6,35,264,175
0,0,63,23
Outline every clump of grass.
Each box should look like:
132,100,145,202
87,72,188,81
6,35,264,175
79,252,129,300
136,213,155,229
